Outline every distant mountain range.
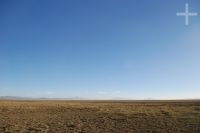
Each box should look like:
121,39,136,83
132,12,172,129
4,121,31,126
0,96,89,100
0,96,32,100
0,96,199,101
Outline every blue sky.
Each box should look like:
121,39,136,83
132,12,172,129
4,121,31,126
0,0,200,99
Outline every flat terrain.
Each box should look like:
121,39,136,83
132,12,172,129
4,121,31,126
0,100,200,133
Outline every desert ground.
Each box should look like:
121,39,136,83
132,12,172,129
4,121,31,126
0,100,199,133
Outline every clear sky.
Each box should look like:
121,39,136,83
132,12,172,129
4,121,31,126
0,0,200,99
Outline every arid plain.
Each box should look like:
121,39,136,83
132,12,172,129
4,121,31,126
0,100,200,133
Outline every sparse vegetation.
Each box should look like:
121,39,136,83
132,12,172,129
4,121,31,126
0,100,199,133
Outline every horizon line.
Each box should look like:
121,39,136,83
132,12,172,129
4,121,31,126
0,96,199,101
